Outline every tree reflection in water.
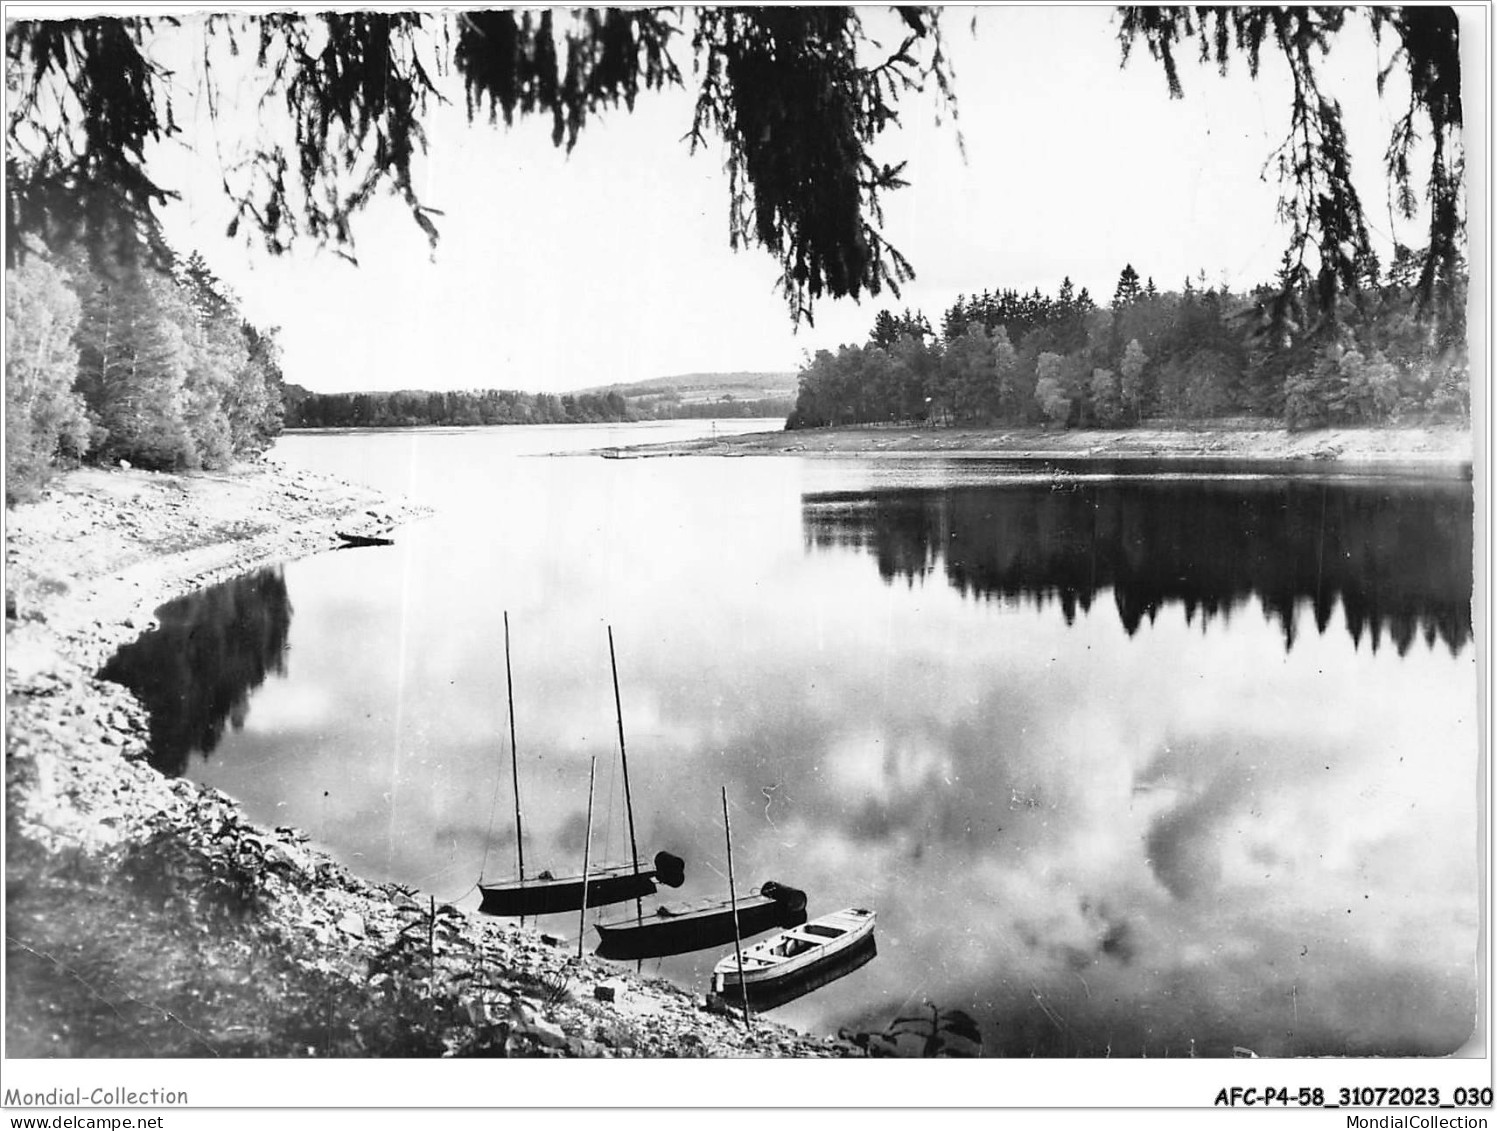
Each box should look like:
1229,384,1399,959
802,476,1471,656
100,568,293,776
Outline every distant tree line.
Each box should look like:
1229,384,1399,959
283,388,793,428
6,231,286,504
787,255,1469,432
286,387,630,429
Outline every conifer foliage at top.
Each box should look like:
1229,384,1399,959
6,8,1465,329
1117,6,1464,329
6,9,954,325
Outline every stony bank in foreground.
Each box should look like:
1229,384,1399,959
4,460,844,1058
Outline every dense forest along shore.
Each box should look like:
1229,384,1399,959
605,421,1473,469
6,461,839,1058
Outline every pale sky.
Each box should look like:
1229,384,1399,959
125,5,1474,395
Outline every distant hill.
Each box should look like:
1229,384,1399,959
569,371,797,403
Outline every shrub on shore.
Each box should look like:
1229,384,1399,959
5,255,91,503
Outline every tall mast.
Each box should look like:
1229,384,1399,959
505,612,525,919
608,626,643,921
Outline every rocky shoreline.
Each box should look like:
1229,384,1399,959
5,459,846,1059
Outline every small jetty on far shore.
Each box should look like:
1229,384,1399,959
335,530,394,547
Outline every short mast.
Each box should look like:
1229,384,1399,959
504,612,525,919
579,756,597,960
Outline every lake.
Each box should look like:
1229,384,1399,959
102,421,1479,1056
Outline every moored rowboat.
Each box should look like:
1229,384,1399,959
712,906,876,995
715,935,877,1013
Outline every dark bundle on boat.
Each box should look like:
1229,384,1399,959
479,850,685,918
593,880,808,961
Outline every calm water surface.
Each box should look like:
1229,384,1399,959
104,422,1478,1055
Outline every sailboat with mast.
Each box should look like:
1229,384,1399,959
478,618,684,919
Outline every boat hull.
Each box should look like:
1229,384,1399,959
719,936,878,1012
712,907,877,997
479,867,657,918
595,887,808,960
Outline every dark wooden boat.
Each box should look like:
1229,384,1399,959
478,851,684,917
336,531,394,547
593,881,807,960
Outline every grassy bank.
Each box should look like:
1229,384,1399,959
4,461,843,1059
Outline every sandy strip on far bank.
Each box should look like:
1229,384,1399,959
596,422,1475,469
